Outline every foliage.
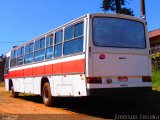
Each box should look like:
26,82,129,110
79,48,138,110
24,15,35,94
151,52,160,69
152,69,160,87
151,52,160,88
101,0,134,16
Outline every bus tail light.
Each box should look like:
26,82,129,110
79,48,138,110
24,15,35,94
99,54,106,59
142,76,152,82
86,77,102,84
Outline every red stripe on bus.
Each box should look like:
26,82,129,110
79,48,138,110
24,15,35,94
52,63,62,75
33,66,44,76
16,69,24,77
24,68,33,76
4,59,85,79
45,64,53,75
63,59,85,73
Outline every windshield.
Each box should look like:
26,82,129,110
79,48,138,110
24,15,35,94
93,17,146,49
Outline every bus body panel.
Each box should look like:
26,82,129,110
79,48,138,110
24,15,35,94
92,53,149,76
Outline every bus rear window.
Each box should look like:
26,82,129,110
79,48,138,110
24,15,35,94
93,17,146,49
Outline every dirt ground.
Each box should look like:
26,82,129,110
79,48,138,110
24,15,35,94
0,87,160,120
0,87,104,120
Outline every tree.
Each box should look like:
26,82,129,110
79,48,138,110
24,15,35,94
101,0,134,16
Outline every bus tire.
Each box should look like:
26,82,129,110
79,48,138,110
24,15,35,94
11,87,18,98
42,82,52,106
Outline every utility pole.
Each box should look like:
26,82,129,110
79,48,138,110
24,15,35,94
140,0,146,20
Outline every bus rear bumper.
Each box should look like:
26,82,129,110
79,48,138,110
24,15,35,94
87,87,152,96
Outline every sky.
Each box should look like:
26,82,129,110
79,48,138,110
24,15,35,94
0,0,160,55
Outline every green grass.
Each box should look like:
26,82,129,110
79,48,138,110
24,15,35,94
152,69,160,90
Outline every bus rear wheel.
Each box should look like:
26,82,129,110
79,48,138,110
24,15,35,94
11,86,19,98
42,82,52,106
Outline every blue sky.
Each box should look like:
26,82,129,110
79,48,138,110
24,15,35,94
0,0,160,54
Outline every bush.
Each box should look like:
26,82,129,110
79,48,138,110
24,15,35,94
152,69,160,87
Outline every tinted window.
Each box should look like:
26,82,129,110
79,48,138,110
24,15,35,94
25,53,33,64
54,44,62,57
17,56,24,65
40,38,45,49
17,47,24,56
29,43,33,53
93,18,146,49
46,35,53,47
21,47,24,55
46,47,53,59
35,40,40,51
10,58,16,67
34,49,45,62
55,31,62,44
63,22,84,56
17,48,21,57
64,26,74,41
5,57,9,68
75,22,84,37
25,45,29,54
14,50,17,57
25,43,33,54
11,51,15,58
4,57,9,74
35,38,45,51
64,37,83,55
10,50,17,67
11,50,16,58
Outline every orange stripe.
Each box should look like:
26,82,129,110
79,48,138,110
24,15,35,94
52,63,62,75
63,59,85,73
24,68,33,77
33,66,44,76
4,59,85,79
16,69,24,77
45,64,53,75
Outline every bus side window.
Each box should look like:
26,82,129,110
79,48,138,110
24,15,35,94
34,38,45,62
64,38,83,55
54,30,63,58
17,46,24,66
64,26,74,41
46,34,53,59
25,43,34,64
4,57,9,74
74,22,84,37
25,54,33,64
63,22,84,55
10,50,17,67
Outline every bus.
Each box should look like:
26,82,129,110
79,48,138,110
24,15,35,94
4,13,152,106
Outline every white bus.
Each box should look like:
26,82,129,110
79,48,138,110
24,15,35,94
4,13,152,106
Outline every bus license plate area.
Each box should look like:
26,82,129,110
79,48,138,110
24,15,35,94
118,76,128,82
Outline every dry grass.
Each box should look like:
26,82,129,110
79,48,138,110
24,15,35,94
153,86,160,91
0,81,4,87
